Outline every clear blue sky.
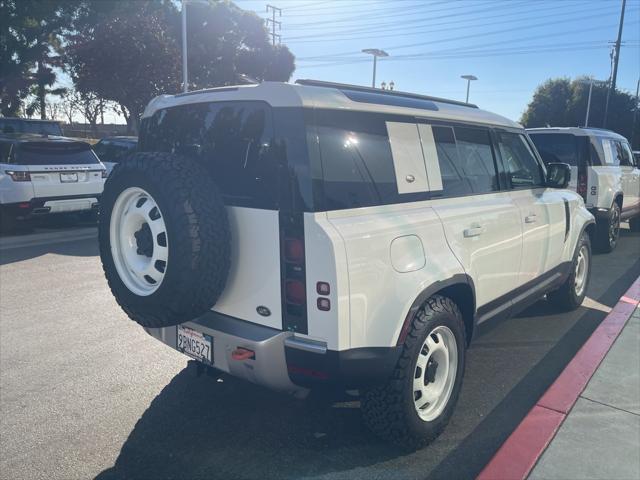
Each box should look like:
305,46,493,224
236,0,640,122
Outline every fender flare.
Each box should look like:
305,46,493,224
395,274,476,346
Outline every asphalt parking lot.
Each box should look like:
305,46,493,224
0,223,638,480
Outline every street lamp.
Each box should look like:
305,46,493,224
577,78,606,127
461,75,477,104
362,49,389,88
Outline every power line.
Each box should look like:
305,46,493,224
285,2,623,43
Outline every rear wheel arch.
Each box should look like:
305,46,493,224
397,276,476,347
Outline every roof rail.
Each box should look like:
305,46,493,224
295,79,478,109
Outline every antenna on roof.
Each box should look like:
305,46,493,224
237,74,260,85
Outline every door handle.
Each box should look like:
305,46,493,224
463,225,485,237
525,214,537,224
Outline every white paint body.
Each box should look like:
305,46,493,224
140,83,594,364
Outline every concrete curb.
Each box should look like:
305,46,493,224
0,227,97,250
476,276,640,480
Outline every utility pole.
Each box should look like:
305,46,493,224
603,0,626,128
182,0,188,93
632,77,640,149
266,5,281,46
362,49,389,88
585,80,593,127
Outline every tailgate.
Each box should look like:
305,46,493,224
27,165,104,198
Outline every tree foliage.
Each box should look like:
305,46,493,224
521,77,639,145
0,0,78,117
65,0,296,132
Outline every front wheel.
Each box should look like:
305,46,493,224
547,232,591,311
361,296,466,449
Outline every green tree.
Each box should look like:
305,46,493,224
0,0,78,117
66,1,181,133
66,0,296,133
521,77,638,146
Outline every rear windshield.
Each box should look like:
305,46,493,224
529,133,580,166
139,101,277,209
14,143,100,165
0,119,63,136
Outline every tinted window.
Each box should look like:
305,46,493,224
94,140,136,163
497,132,544,188
617,141,633,167
453,127,498,194
600,138,620,166
432,126,472,196
15,143,99,165
0,142,12,163
313,110,401,210
139,101,277,209
529,133,580,166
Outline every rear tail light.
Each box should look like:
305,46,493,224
5,170,30,182
101,170,108,179
284,237,304,264
286,280,306,305
577,172,588,200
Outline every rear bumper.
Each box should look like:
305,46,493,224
145,311,400,393
3,194,100,218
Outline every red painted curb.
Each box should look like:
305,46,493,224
477,276,640,480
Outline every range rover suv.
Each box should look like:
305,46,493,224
0,134,106,230
528,127,640,252
99,81,594,448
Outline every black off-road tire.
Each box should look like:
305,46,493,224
547,232,591,311
593,202,620,253
361,295,466,450
98,152,231,328
629,216,640,232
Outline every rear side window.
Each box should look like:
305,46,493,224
432,126,472,196
139,101,277,209
618,141,634,167
14,143,99,165
600,138,620,166
497,132,545,188
313,110,401,210
529,133,580,166
0,143,11,163
453,127,499,194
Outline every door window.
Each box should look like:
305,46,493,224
497,132,545,188
600,139,620,166
454,127,499,194
618,141,634,167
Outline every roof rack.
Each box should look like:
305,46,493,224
295,79,478,109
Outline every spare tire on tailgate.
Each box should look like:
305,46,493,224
98,152,231,328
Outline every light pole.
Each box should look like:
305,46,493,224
461,75,477,103
578,78,606,127
362,49,389,88
181,0,209,93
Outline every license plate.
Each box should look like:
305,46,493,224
177,325,213,364
60,172,78,183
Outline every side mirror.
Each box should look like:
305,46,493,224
546,162,571,189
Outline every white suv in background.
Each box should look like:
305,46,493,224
529,127,640,252
99,81,594,448
0,134,106,230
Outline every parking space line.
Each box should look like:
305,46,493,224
476,276,640,480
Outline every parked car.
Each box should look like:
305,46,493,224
0,134,106,230
0,117,63,136
634,150,640,166
528,127,640,251
98,81,594,448
92,136,137,175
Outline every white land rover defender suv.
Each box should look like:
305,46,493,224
0,134,106,230
528,127,640,252
99,81,594,448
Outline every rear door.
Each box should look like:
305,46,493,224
139,101,283,329
426,124,523,317
16,142,104,198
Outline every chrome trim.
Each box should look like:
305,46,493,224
284,336,328,354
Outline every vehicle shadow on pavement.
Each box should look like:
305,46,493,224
95,368,402,480
0,234,98,265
